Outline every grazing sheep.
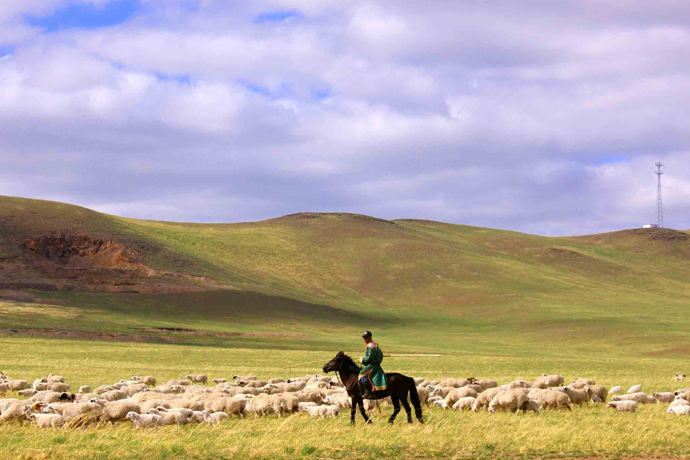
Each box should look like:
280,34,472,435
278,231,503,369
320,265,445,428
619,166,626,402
522,399,540,414
46,374,65,384
488,390,530,414
452,397,476,411
667,405,690,416
674,391,690,401
472,387,502,412
0,383,8,394
528,389,572,411
18,389,37,397
298,402,318,412
607,401,637,413
414,386,431,406
44,402,102,420
203,398,246,418
102,401,140,423
325,393,351,408
476,379,498,390
268,378,285,384
654,392,676,403
627,384,642,394
508,380,531,390
141,376,156,386
147,408,189,425
561,387,590,405
584,385,608,403
185,374,208,385
612,393,656,404
121,384,149,397
212,378,228,385
201,410,229,425
306,405,340,418
442,387,478,409
29,413,65,430
413,377,425,386
591,394,603,404
78,386,92,394
94,385,117,395
7,380,31,391
101,390,127,402
126,411,162,428
609,386,622,395
674,375,686,381
32,378,48,390
533,374,564,389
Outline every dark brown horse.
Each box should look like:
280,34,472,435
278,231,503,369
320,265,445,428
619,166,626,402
322,351,423,424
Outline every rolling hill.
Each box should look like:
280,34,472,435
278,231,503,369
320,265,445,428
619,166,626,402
1,194,689,356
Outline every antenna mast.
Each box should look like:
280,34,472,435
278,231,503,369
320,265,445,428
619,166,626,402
655,161,664,228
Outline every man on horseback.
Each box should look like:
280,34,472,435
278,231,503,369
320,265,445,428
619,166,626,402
359,331,387,399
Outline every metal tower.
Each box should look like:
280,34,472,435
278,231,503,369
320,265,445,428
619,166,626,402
655,161,664,228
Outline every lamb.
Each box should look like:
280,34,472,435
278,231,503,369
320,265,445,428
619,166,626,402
126,411,162,428
472,387,502,412
325,393,351,408
185,374,208,385
201,410,229,425
79,386,92,394
584,385,608,403
522,399,540,414
452,397,476,411
101,400,140,423
488,389,530,414
298,402,318,412
609,386,622,394
653,392,676,403
607,401,637,413
306,405,341,418
627,384,642,394
667,405,690,415
29,413,65,430
674,374,686,381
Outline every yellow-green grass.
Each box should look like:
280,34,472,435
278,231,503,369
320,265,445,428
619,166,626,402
1,337,690,460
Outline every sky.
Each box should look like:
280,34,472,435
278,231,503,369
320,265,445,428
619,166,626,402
1,0,689,236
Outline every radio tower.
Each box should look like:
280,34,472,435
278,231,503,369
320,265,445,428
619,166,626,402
655,161,664,228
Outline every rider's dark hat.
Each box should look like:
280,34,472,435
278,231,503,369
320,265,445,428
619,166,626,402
362,331,372,339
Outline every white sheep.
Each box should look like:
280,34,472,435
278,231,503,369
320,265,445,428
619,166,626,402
201,410,229,425
185,374,208,385
653,392,676,403
452,397,476,411
609,386,622,394
147,408,189,425
606,401,637,412
78,386,92,394
561,386,589,405
488,389,530,414
141,376,157,386
212,378,228,385
674,374,686,381
29,413,65,430
527,389,572,411
46,374,65,383
669,398,690,408
626,384,642,394
472,387,502,412
102,400,140,423
306,405,340,418
126,411,162,428
298,402,317,412
667,405,690,416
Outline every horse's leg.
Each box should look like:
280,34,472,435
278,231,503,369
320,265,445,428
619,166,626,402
350,395,358,424
400,396,413,423
358,398,371,424
388,395,401,424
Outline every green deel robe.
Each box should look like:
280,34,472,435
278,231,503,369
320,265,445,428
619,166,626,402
359,342,387,391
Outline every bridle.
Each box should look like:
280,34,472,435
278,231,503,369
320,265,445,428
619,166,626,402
332,358,359,392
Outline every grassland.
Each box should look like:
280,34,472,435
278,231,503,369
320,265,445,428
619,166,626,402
1,195,690,458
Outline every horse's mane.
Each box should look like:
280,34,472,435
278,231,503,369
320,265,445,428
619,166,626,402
339,353,361,370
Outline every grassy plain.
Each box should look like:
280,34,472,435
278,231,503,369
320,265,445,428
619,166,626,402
2,196,690,458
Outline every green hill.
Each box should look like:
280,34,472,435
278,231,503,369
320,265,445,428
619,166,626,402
1,194,689,357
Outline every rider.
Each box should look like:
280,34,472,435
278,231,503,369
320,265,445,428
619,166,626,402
359,331,387,399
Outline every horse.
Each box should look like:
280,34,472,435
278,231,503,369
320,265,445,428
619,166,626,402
322,351,423,425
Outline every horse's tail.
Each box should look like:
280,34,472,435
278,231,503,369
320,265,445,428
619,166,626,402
408,377,423,422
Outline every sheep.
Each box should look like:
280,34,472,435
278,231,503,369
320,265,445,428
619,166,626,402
442,387,478,409
44,383,70,393
667,405,690,416
7,380,31,391
522,399,540,414
627,384,642,394
234,375,257,381
44,402,102,420
185,374,208,385
413,377,425,386
0,401,26,422
141,376,156,386
94,385,117,395
528,389,572,411
32,378,48,390
591,394,603,404
508,380,531,390
571,378,595,389
612,393,656,404
607,401,637,413
561,386,590,405
476,379,498,390
298,402,318,412
584,385,608,403
147,408,189,425
28,391,63,404
488,389,530,414
102,400,140,423
29,413,65,430
669,398,690,408
78,386,92,394
212,378,228,385
201,410,229,425
609,386,622,395
472,387,502,412
18,389,37,397
46,374,65,383
268,378,285,384
452,397,476,411
203,397,246,418
325,393,351,408
306,405,340,418
0,383,8,394
674,374,686,381
415,386,431,406
121,384,149,397
533,374,564,389
101,390,128,402
293,391,324,405
126,411,162,428
674,391,690,401
363,399,381,415
653,392,676,403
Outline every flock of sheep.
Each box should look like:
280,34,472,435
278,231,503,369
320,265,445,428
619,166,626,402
1,371,689,430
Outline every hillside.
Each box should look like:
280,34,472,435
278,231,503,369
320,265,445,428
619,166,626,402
1,195,690,356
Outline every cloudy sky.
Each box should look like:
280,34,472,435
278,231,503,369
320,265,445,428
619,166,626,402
1,0,689,235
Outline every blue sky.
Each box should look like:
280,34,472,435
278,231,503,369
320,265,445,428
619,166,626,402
1,0,689,235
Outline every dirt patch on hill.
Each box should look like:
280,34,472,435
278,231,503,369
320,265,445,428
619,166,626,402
0,232,231,294
0,328,181,343
644,345,690,357
136,327,308,339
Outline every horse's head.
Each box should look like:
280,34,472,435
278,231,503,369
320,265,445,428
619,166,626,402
322,351,346,374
